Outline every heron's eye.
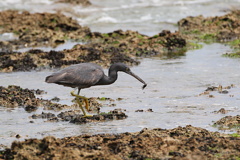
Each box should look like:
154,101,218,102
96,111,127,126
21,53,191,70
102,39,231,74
126,68,130,72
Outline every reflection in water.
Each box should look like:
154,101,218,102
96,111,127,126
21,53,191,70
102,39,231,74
0,43,240,147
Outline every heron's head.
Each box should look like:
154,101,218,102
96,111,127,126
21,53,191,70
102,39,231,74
110,63,129,72
111,63,147,89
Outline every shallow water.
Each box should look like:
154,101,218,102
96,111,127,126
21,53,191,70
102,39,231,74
1,0,240,148
1,43,240,147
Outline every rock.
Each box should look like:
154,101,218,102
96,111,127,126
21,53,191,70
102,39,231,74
70,109,128,124
213,115,240,130
2,125,240,159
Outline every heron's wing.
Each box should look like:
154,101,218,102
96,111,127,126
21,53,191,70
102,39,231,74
46,63,104,88
69,64,104,86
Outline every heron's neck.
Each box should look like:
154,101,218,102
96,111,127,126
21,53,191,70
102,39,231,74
96,69,118,85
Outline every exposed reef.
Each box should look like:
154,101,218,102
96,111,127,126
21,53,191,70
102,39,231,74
1,125,240,160
0,10,187,72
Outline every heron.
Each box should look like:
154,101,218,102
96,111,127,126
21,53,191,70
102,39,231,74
45,62,147,117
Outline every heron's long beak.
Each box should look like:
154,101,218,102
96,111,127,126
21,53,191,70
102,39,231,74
126,70,147,89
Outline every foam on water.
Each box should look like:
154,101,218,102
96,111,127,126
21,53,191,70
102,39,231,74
74,0,240,35
95,13,118,23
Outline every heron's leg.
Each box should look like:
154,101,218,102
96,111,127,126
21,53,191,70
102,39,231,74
70,91,92,117
75,97,87,116
77,88,81,95
71,91,90,111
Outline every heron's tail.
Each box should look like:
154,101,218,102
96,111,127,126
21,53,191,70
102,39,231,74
45,72,67,83
45,75,54,83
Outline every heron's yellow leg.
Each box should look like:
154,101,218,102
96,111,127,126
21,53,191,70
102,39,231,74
71,91,89,110
71,91,92,117
75,97,88,116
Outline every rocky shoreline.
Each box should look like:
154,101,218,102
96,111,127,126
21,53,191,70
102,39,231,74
0,4,240,160
1,125,240,159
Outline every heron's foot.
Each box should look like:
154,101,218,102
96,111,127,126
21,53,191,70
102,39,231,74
71,91,78,97
82,114,93,118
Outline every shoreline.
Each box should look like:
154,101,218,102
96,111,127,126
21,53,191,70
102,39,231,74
0,3,240,159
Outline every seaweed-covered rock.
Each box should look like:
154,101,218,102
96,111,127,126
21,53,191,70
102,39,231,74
0,85,39,108
0,10,90,50
70,109,128,124
178,10,240,41
2,125,240,159
0,10,187,72
0,52,37,71
0,45,140,72
214,115,240,130
0,29,187,72
31,112,56,119
57,110,82,121
0,85,73,110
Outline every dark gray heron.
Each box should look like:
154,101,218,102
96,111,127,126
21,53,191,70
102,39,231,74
45,63,147,116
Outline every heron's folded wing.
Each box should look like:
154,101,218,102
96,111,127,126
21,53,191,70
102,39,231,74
46,64,104,87
70,66,104,86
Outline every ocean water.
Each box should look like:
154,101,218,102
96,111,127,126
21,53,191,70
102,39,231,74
0,0,240,35
1,43,240,147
